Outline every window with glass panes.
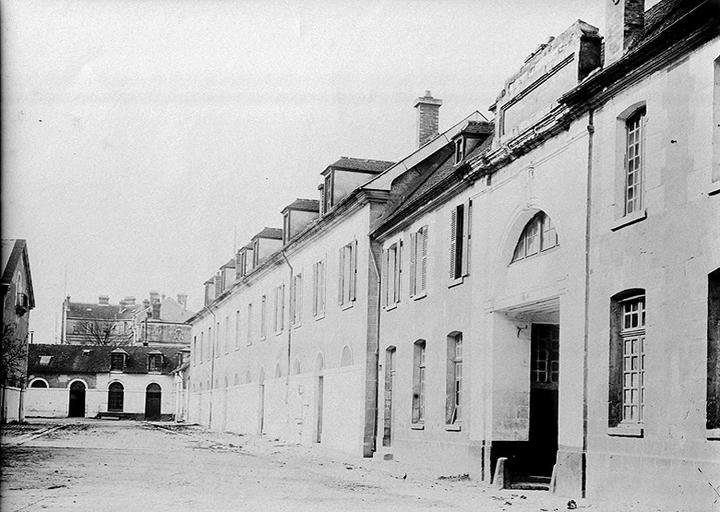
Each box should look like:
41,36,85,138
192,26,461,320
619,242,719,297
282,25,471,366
446,333,463,425
412,340,426,424
621,295,646,423
512,211,558,262
625,108,645,215
312,259,326,317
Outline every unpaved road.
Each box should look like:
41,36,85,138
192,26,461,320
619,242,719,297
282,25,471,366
0,419,649,512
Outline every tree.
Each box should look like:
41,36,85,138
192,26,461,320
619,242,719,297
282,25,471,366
75,319,133,346
1,323,27,388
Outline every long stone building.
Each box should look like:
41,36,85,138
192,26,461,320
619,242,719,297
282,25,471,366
188,0,719,509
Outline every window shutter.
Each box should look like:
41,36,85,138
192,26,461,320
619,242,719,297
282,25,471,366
312,264,317,317
397,240,403,302
320,260,326,314
338,247,344,305
351,240,358,301
462,199,472,277
409,232,416,297
449,208,457,279
381,249,388,307
297,276,302,323
421,226,428,292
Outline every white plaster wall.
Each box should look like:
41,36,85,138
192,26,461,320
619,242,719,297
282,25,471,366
2,386,22,422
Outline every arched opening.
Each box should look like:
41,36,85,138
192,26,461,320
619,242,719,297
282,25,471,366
30,378,49,388
340,346,353,367
511,211,558,263
145,383,162,420
68,381,86,417
108,382,124,412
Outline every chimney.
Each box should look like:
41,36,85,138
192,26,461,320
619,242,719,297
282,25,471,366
98,295,109,305
414,90,442,147
149,291,160,304
604,0,645,66
177,293,188,309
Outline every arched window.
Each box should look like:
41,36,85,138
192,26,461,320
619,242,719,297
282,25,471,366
512,211,558,262
108,382,124,412
340,346,353,367
30,378,49,388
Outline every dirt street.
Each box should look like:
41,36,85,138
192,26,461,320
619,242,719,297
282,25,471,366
1,419,657,512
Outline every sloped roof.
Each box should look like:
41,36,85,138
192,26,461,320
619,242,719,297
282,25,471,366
65,301,137,321
252,227,283,240
221,258,236,269
283,198,320,212
459,121,494,137
640,0,693,42
324,157,395,175
28,344,182,375
1,239,35,307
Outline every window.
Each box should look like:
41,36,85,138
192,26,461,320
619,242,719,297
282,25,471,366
224,315,230,353
409,226,428,298
208,326,212,358
412,340,426,425
382,241,402,308
110,353,125,371
323,172,334,213
260,295,267,340
338,241,358,307
454,137,465,165
624,107,646,215
291,273,303,326
713,57,720,185
200,331,204,363
449,200,472,283
108,382,124,412
247,303,253,345
252,239,260,267
512,211,558,262
215,323,220,357
609,290,646,431
446,333,463,425
148,354,163,372
312,259,326,318
274,284,285,333
707,269,720,432
283,212,290,244
30,379,48,388
235,310,241,349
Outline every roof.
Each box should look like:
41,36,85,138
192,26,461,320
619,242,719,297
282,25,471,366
323,157,395,175
28,344,182,375
252,227,283,240
459,121,494,137
1,239,35,307
283,198,320,213
65,301,137,321
221,258,236,269
640,0,692,43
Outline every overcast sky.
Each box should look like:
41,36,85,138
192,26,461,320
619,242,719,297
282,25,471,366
3,0,635,343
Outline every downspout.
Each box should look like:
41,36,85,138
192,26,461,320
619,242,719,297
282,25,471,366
581,108,595,498
368,236,382,455
204,305,217,429
281,250,293,404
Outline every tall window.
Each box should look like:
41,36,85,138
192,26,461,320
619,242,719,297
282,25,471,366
323,172,334,213
148,354,163,372
609,290,646,428
449,200,471,282
192,336,197,366
224,315,230,353
382,241,402,308
624,107,646,215
260,295,267,340
208,326,212,358
283,212,291,244
252,239,260,266
110,353,125,371
246,303,253,346
291,273,303,326
338,241,358,306
108,382,124,412
454,137,465,164
200,331,204,362
410,226,428,298
312,259,326,317
446,333,463,425
512,211,558,262
707,269,720,431
412,340,426,425
235,310,241,349
274,284,285,333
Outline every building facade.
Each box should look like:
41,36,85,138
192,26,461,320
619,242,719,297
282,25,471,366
1,239,35,423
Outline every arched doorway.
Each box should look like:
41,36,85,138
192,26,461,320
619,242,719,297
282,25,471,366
68,381,86,417
145,383,162,420
108,382,124,412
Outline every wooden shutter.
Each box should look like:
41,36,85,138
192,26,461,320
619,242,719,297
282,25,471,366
396,240,403,302
409,232,416,297
338,247,344,305
462,199,472,277
421,226,428,292
449,207,457,279
320,260,326,314
350,240,358,301
381,248,388,307
312,264,318,317
297,275,302,323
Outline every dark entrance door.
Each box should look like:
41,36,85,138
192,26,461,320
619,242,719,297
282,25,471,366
528,324,559,477
68,381,86,417
144,383,162,420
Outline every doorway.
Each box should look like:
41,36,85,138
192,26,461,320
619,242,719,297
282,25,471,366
527,323,559,477
145,383,162,420
382,347,396,447
316,376,324,443
68,381,86,417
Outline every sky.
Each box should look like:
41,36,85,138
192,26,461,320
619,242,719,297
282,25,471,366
2,0,636,343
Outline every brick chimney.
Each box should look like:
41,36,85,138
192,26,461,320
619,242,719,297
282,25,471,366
98,295,109,305
414,90,442,147
604,0,645,66
177,293,188,309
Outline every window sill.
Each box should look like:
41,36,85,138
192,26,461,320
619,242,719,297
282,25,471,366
293,322,302,330
341,302,354,311
607,424,644,437
384,303,399,312
707,428,720,440
709,182,720,196
410,423,425,430
448,277,465,289
611,209,647,231
259,336,266,343
445,424,461,432
412,291,427,301
314,313,326,321
275,330,284,337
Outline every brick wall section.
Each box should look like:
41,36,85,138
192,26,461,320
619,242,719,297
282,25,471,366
414,92,442,147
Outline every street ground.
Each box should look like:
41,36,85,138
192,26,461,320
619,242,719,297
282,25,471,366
1,419,663,512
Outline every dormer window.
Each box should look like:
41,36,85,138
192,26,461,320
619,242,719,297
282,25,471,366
252,239,260,266
148,353,163,372
283,212,290,244
323,172,334,213
110,352,126,371
454,137,465,165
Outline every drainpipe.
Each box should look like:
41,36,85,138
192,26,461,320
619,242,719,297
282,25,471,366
281,250,293,404
204,305,217,429
368,237,382,455
581,108,595,498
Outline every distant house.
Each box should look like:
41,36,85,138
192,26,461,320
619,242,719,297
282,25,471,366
131,292,193,348
1,239,35,423
25,344,186,420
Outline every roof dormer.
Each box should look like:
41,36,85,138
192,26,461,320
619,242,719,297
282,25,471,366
320,157,394,215
451,121,494,166
281,198,320,244
250,227,283,267
110,348,128,372
147,350,163,373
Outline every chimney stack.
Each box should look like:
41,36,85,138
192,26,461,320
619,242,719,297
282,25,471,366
414,90,442,148
98,295,109,305
604,0,645,66
177,293,188,309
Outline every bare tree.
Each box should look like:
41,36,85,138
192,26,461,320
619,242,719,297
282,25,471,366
75,319,133,346
1,323,27,387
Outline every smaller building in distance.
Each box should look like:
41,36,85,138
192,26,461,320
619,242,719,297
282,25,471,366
1,239,35,423
131,292,194,348
25,344,187,420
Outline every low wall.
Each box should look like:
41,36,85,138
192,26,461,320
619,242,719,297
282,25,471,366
1,386,23,423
